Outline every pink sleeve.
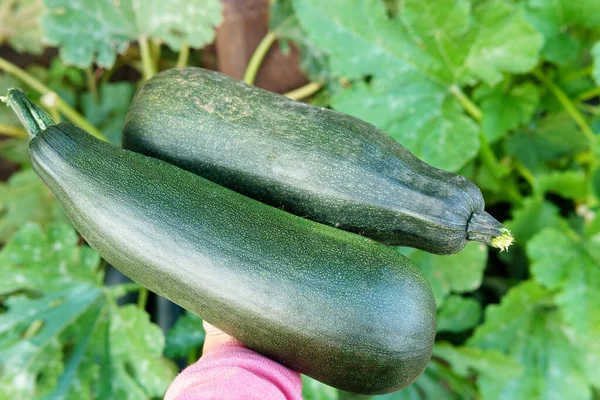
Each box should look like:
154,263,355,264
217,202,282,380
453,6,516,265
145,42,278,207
164,342,303,400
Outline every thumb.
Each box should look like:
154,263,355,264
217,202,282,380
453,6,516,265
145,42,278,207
202,321,240,353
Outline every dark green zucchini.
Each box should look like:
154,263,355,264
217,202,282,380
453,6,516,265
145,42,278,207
122,68,513,255
6,89,436,395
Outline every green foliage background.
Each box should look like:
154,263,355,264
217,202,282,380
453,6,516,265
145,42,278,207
0,0,599,398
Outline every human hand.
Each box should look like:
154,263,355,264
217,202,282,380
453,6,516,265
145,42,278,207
202,321,241,353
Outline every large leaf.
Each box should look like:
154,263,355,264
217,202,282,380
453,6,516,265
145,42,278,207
105,305,177,399
400,242,488,307
304,361,479,399
0,224,176,399
270,0,330,82
433,342,523,400
506,113,589,174
164,311,205,359
504,196,569,244
0,222,100,293
534,170,589,200
42,0,223,68
0,0,44,54
527,228,600,339
469,281,596,399
474,81,540,143
0,169,68,242
525,0,600,64
0,285,103,400
293,0,542,171
81,82,136,144
437,295,482,333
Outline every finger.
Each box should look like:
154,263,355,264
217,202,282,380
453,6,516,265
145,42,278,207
202,320,239,354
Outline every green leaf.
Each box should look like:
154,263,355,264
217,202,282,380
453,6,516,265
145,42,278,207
0,285,103,399
469,281,595,399
592,168,600,200
374,361,477,400
525,0,600,64
592,41,600,86
0,222,101,293
506,113,589,173
0,223,176,399
433,342,523,400
270,1,331,82
42,0,223,68
527,228,600,338
164,311,205,359
504,196,569,244
106,305,177,399
460,2,543,86
293,0,541,171
474,81,540,143
534,170,589,200
333,81,480,171
0,0,45,54
301,376,338,400
399,242,488,307
81,83,136,144
437,295,482,333
0,169,68,242
42,298,104,400
0,138,29,165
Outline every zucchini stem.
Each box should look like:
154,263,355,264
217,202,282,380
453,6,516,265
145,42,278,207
467,211,514,251
138,36,156,81
243,16,296,85
243,31,277,85
284,82,323,100
0,123,27,138
2,88,55,139
450,85,483,122
533,69,596,151
137,287,149,310
578,86,600,102
563,66,593,82
176,41,190,69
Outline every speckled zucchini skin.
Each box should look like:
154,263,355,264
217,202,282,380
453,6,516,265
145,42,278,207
122,67,502,255
29,122,436,394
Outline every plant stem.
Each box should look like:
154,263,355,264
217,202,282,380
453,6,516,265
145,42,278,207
150,39,162,71
533,69,596,148
176,42,190,69
108,282,142,299
138,36,156,81
284,82,323,100
448,86,524,203
86,66,98,100
243,31,277,85
0,56,55,94
579,103,600,115
0,123,27,138
514,162,535,187
450,84,483,122
478,133,505,178
187,347,199,365
137,287,149,310
579,86,600,102
563,66,593,82
48,107,61,123
0,57,106,140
